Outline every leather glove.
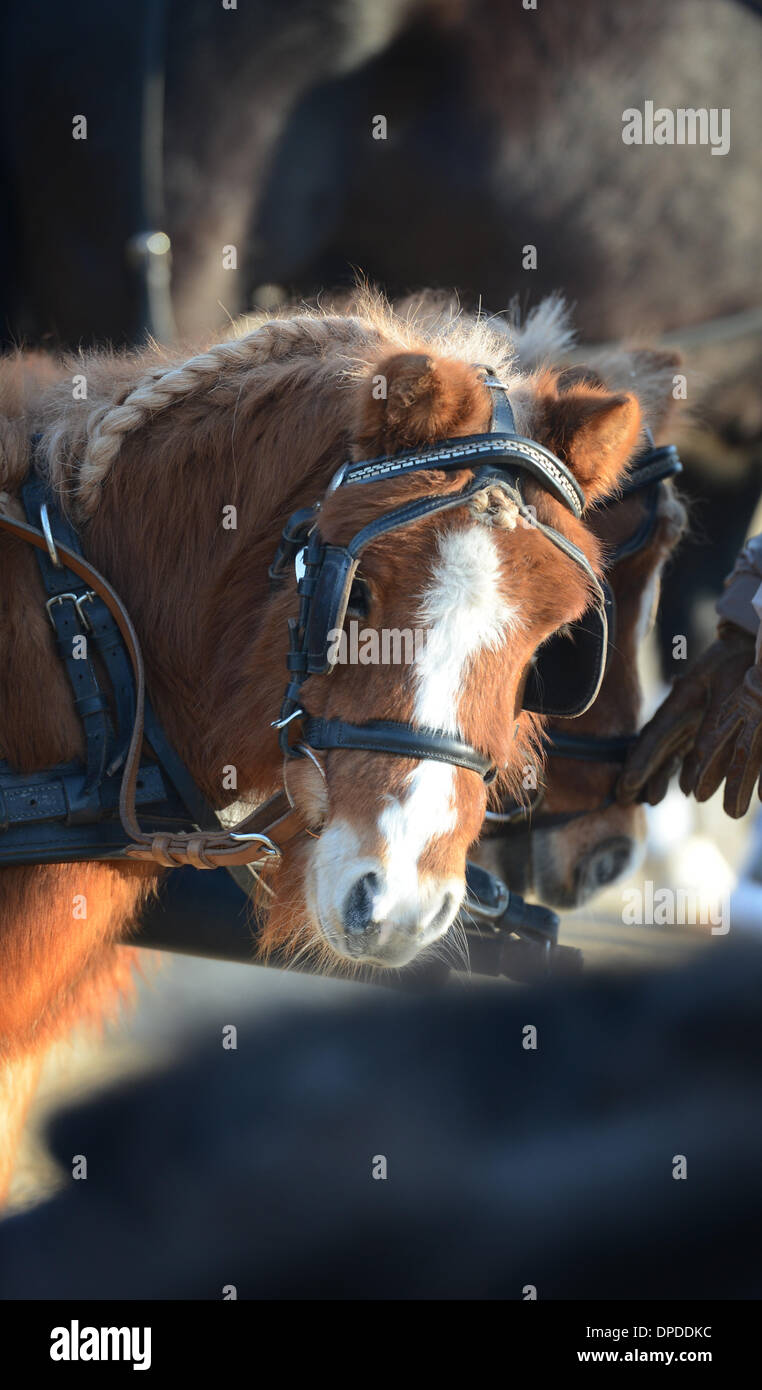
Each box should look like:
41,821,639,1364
685,662,762,817
617,621,756,807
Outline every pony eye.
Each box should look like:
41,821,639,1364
346,577,371,619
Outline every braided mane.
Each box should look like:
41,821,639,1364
27,289,549,521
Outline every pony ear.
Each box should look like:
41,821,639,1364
562,347,682,435
541,384,642,504
354,351,489,455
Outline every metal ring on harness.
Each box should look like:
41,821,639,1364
39,501,62,568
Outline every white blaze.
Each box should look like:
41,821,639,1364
376,523,519,906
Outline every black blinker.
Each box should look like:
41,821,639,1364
523,582,615,719
304,545,359,673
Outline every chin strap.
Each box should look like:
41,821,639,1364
0,507,304,869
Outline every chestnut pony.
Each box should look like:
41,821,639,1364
0,299,641,1199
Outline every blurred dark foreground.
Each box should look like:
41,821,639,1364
1,940,760,1300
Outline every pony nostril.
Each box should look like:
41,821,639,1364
343,872,381,935
578,837,633,891
428,891,455,933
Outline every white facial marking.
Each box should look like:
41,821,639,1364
307,817,461,961
306,524,520,963
378,524,520,889
308,819,366,941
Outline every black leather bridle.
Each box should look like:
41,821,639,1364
269,371,610,784
485,436,683,829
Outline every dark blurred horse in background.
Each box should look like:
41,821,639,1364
2,0,760,670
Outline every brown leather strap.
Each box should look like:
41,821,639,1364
122,790,305,867
0,510,302,868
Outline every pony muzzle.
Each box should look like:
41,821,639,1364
305,823,463,967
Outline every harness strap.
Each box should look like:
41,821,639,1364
302,718,497,782
548,731,637,762
44,591,111,789
0,758,175,829
0,508,303,870
22,469,139,776
21,474,113,790
620,442,682,495
609,443,683,564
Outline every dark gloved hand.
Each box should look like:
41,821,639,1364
617,621,756,807
684,662,762,817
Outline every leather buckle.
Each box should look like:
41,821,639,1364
45,589,96,631
75,590,96,630
227,831,281,858
271,707,304,731
271,705,306,761
46,592,81,628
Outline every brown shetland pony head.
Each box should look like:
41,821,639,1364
473,340,687,909
280,352,642,968
3,299,640,970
